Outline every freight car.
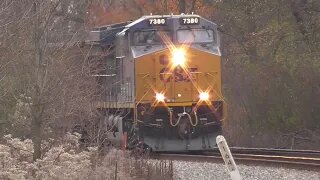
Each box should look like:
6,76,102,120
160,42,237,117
84,14,225,152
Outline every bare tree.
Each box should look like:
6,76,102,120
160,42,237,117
179,0,186,14
0,0,100,161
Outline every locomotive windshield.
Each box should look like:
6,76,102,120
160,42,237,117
133,30,170,45
177,29,215,44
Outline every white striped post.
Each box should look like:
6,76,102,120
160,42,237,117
216,135,242,180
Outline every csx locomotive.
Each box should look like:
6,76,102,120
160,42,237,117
86,14,225,152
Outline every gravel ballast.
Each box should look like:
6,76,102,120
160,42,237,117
173,161,320,180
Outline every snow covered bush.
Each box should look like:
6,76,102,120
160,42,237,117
0,133,173,180
0,133,92,179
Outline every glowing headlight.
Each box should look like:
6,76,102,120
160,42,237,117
199,92,209,101
172,49,186,66
156,93,165,102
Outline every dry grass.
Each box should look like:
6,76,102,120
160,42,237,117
91,149,173,180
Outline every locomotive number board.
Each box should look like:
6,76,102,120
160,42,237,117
180,17,200,25
148,18,167,25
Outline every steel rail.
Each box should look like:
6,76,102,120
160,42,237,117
210,147,320,158
151,149,320,171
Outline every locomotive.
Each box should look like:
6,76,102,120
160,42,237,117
85,14,225,152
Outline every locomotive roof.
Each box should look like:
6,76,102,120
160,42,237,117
89,14,214,41
124,14,215,28
120,14,216,33
87,14,217,45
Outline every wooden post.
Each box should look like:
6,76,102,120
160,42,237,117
114,161,118,180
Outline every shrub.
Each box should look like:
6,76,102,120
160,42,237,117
0,133,173,180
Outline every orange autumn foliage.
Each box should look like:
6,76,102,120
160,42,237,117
87,0,215,27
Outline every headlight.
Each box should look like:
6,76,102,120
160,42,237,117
199,92,209,101
155,93,165,102
172,48,186,66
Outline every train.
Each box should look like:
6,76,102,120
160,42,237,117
83,14,225,152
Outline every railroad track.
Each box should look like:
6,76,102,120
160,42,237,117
151,148,320,171
214,147,320,158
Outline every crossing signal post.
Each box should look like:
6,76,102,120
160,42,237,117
216,135,242,180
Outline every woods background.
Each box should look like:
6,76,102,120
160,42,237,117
0,0,319,157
